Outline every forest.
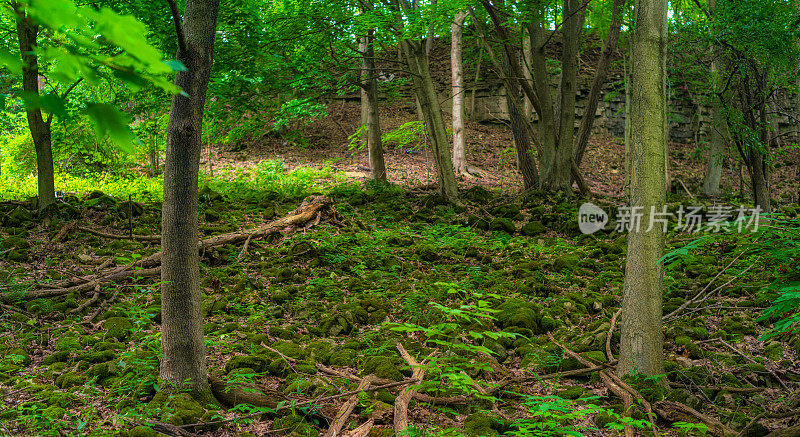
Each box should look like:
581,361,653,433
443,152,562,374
0,0,799,435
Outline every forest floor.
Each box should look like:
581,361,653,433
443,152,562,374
1,103,800,436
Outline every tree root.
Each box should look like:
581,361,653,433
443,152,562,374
394,342,425,437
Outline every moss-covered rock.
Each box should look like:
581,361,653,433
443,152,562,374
42,405,66,420
490,218,515,234
272,414,319,437
55,372,86,388
361,356,404,381
103,316,134,340
77,349,117,364
128,426,158,437
464,412,503,437
557,385,586,400
521,221,546,237
496,299,543,333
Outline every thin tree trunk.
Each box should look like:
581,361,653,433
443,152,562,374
528,16,557,183
573,0,625,167
547,0,584,192
401,39,459,201
703,8,725,197
624,49,632,192
452,11,468,175
618,0,668,377
469,46,482,120
14,7,55,211
359,37,369,151
363,30,386,180
161,0,220,402
507,82,540,190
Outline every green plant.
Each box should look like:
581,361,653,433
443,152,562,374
756,217,800,339
381,121,428,151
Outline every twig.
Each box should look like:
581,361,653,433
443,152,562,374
606,308,622,362
69,283,100,315
717,339,789,391
237,234,254,262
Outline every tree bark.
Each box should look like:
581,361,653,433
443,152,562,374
401,39,459,201
573,0,625,167
545,0,585,192
359,37,369,151
451,11,468,176
362,30,386,180
618,0,668,376
703,0,725,196
507,82,540,190
14,6,55,211
161,0,220,402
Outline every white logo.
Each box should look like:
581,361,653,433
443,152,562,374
578,203,608,234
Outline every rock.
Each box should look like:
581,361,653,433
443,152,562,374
7,250,28,262
117,201,145,218
225,355,269,374
42,351,71,365
129,426,158,437
162,393,205,426
557,385,586,400
361,356,404,381
103,317,134,340
9,206,32,223
463,186,493,203
204,208,221,223
521,221,546,236
77,350,117,364
1,236,29,250
464,412,503,436
8,348,30,366
490,218,515,234
42,405,66,420
272,414,318,437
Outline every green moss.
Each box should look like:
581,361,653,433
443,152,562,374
162,393,205,426
128,426,158,437
490,218,515,234
272,414,319,437
103,316,134,340
77,349,117,364
521,221,546,236
361,356,403,381
464,412,503,437
225,355,269,374
42,405,66,420
7,348,30,366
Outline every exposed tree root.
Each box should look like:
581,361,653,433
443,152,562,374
78,226,161,242
653,401,737,437
324,375,374,437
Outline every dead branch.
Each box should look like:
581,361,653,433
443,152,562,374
69,283,100,315
324,375,374,437
606,308,622,362
394,342,425,436
78,226,161,242
653,400,737,437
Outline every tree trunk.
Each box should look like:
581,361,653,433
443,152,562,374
15,7,55,211
161,0,220,402
618,0,668,377
359,37,369,151
527,15,558,184
703,34,725,196
573,0,625,167
546,0,584,192
624,50,632,192
507,82,539,190
362,30,386,180
401,39,459,201
451,11,468,176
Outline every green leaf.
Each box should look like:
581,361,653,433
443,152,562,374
85,103,137,153
0,47,22,75
163,60,188,72
40,94,68,120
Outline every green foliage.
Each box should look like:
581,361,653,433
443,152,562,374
381,121,428,151
756,217,800,339
508,394,647,436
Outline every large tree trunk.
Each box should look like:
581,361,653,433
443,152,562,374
15,7,55,211
618,0,668,377
161,0,220,402
545,0,585,192
401,39,459,201
451,11,468,176
362,30,386,180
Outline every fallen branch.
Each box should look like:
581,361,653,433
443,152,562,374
69,283,100,315
2,196,333,304
653,400,737,437
324,375,374,437
606,308,622,362
344,419,374,437
78,226,161,242
394,342,425,436
717,339,789,391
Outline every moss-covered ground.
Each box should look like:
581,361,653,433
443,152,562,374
0,177,797,436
